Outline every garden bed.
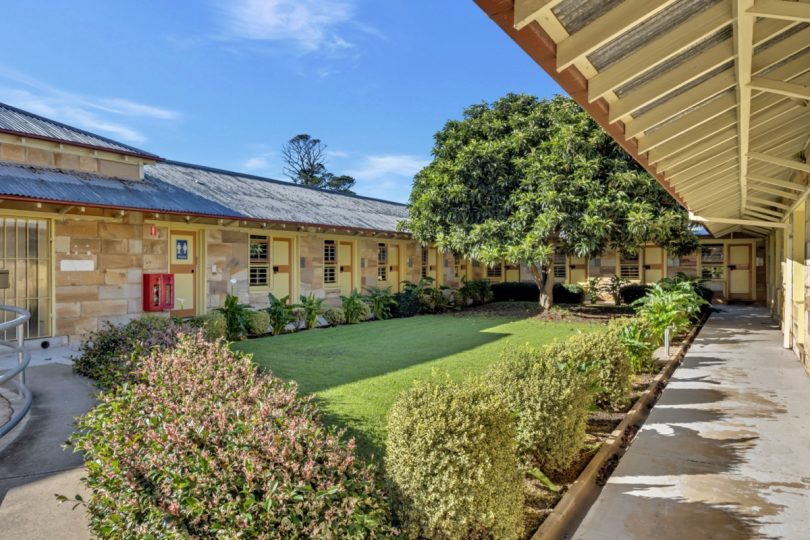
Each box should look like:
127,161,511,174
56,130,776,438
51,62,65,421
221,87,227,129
526,312,709,539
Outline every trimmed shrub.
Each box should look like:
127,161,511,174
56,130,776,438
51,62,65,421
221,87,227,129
618,283,649,305
490,281,539,302
73,316,194,389
71,334,393,538
245,310,271,336
390,290,420,318
553,283,584,304
323,306,346,327
386,377,523,539
487,345,592,474
561,328,633,410
195,311,227,341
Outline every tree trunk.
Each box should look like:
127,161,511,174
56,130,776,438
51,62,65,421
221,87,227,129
529,263,554,311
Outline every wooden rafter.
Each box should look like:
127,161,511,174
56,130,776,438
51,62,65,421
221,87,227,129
748,0,810,22
749,152,810,173
735,0,759,214
750,78,810,101
513,0,562,30
556,0,675,72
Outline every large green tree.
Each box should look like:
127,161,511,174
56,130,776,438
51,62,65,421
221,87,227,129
402,94,698,309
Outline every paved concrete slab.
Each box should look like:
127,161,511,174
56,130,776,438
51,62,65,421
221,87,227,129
573,306,810,540
0,354,95,538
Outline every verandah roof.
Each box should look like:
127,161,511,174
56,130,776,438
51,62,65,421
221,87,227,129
476,0,810,237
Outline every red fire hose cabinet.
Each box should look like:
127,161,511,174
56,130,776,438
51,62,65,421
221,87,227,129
143,273,175,312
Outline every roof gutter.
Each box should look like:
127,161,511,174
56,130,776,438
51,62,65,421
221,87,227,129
474,0,687,209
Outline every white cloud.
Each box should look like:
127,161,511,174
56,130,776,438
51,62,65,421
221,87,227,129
0,66,179,144
346,154,429,203
347,154,429,181
217,0,373,53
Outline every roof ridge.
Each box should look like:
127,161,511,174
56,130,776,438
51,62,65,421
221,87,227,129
155,159,409,208
0,101,160,159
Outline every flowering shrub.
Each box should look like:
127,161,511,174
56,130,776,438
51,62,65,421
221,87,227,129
386,377,523,539
73,316,194,389
488,345,592,473
71,334,393,538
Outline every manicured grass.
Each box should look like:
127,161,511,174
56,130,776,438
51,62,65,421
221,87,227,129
235,313,601,460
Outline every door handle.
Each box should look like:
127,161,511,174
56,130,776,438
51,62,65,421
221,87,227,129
273,266,279,274
728,265,737,270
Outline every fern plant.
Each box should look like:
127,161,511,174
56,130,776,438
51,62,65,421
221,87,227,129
341,290,369,324
266,293,295,335
214,293,251,341
364,286,397,320
297,293,325,330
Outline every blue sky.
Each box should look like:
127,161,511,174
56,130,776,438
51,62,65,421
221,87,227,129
0,1,560,202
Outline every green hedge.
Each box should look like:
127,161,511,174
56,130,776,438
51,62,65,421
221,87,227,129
490,281,539,302
488,345,592,473
386,377,524,539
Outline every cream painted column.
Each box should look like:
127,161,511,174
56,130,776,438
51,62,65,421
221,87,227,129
784,222,792,349
792,202,805,349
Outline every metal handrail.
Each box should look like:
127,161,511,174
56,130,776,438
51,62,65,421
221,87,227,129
0,305,32,439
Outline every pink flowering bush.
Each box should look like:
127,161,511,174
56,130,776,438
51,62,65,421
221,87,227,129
71,333,393,538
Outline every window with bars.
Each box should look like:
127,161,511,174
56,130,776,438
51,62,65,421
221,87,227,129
324,240,337,285
620,253,640,280
249,235,269,287
486,264,502,278
421,247,428,278
701,245,725,280
377,243,387,281
553,249,567,279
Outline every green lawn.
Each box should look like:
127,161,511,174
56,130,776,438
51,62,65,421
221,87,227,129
235,312,601,460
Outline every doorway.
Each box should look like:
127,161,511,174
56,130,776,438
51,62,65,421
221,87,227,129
169,230,198,317
728,244,752,300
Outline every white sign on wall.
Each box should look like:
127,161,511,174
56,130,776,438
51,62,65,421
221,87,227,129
60,259,95,272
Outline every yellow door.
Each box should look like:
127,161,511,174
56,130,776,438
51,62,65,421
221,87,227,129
569,256,587,284
339,241,353,296
505,263,520,282
170,230,197,317
388,245,400,292
643,247,664,284
728,244,752,299
271,238,292,299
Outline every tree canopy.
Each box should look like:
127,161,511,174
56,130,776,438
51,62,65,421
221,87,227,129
402,94,698,307
281,134,355,193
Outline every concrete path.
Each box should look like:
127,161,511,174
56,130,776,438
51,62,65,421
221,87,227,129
573,306,810,539
0,346,94,539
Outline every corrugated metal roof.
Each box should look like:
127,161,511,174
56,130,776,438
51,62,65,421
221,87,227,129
0,102,158,158
0,161,240,218
146,161,409,232
0,160,410,232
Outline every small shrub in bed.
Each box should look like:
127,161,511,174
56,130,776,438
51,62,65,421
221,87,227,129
490,281,539,302
322,306,346,326
342,290,371,324
459,277,493,305
73,316,194,389
390,290,420,318
71,334,393,539
245,309,271,336
559,328,633,410
552,283,585,304
386,377,523,539
618,283,649,305
487,345,592,474
196,311,227,341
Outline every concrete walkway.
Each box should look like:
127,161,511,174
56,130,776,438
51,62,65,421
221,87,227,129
0,345,94,539
574,306,810,539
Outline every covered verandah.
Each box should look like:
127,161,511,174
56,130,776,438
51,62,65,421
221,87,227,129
575,305,810,538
